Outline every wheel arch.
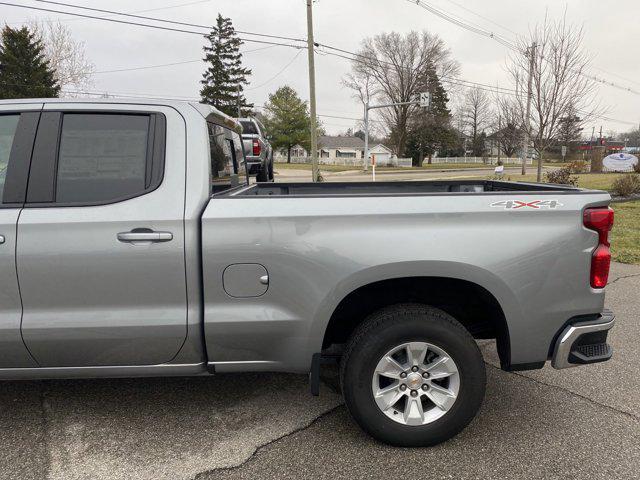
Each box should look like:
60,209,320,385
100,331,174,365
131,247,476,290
310,261,519,369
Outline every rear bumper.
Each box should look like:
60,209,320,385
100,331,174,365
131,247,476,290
551,309,615,369
246,158,263,175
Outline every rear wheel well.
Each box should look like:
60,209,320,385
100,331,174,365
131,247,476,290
323,277,510,368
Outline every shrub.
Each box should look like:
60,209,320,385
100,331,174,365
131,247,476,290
611,174,640,197
633,162,640,174
567,160,588,173
544,167,578,186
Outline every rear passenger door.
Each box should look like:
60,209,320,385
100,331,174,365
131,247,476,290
18,105,188,367
0,107,41,368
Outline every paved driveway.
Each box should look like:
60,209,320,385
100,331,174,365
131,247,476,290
1,263,638,480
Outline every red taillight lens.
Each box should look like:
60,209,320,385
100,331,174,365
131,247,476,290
583,207,614,288
252,139,261,156
590,245,611,288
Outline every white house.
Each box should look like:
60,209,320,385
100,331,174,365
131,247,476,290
369,144,394,166
318,135,365,163
275,136,400,166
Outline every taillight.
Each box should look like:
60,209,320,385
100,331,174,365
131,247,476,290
583,207,614,288
252,138,261,156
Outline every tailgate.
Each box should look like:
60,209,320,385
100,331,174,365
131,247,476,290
242,135,257,156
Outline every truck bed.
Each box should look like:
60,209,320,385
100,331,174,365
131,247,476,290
224,180,590,197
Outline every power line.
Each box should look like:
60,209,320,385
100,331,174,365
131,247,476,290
246,49,303,91
0,1,307,49
0,0,524,98
8,0,212,25
32,0,306,43
439,0,519,37
407,0,640,98
92,45,277,75
407,0,517,50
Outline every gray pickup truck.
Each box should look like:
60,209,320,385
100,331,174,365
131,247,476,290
238,117,273,182
0,98,615,447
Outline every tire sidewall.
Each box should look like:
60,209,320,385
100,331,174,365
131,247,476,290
342,308,486,447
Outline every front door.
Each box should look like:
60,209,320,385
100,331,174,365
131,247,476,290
18,105,188,367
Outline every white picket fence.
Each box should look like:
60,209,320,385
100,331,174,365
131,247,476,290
275,156,413,168
425,156,533,165
275,155,531,168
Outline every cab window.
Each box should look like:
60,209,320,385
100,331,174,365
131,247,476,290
208,123,248,194
0,115,20,202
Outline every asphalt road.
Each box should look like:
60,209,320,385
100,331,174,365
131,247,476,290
1,262,638,480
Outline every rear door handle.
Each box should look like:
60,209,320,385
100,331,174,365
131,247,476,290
0,235,4,244
117,229,173,244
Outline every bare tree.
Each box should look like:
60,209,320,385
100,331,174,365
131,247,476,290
507,15,600,175
29,20,95,93
345,31,459,156
462,87,492,156
495,95,523,158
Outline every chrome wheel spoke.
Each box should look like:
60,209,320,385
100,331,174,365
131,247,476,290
375,355,405,379
403,396,425,426
406,342,428,367
374,385,404,411
426,384,456,411
425,356,456,379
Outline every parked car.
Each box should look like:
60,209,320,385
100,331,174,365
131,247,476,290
0,98,615,447
238,117,273,181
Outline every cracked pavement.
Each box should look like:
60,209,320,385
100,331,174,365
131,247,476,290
0,262,638,480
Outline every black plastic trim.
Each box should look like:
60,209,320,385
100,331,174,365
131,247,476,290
547,309,614,359
309,353,341,396
26,112,61,203
2,112,40,205
504,361,545,372
24,110,166,208
216,180,608,199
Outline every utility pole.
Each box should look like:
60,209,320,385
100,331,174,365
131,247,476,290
236,84,241,118
363,101,370,171
522,42,536,177
363,97,428,173
306,0,319,182
497,112,501,165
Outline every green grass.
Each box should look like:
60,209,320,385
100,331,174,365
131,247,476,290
510,172,628,192
611,201,640,265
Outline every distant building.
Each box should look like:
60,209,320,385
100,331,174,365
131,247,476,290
369,144,394,165
318,135,365,160
276,136,394,165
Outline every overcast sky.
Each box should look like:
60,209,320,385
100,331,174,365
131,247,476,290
2,0,639,136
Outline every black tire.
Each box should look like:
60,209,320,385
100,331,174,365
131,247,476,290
340,303,486,447
268,158,274,181
256,162,269,182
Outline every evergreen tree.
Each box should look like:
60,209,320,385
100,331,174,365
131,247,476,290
557,113,583,147
0,26,60,99
405,66,455,165
200,14,252,117
263,86,311,163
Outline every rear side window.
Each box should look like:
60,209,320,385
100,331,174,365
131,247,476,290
26,112,166,205
208,122,248,194
0,115,20,201
239,120,258,135
56,114,149,203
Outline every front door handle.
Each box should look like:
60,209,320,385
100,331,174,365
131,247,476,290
117,229,173,244
0,235,4,244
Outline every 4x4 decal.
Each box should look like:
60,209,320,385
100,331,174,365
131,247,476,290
490,199,563,210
